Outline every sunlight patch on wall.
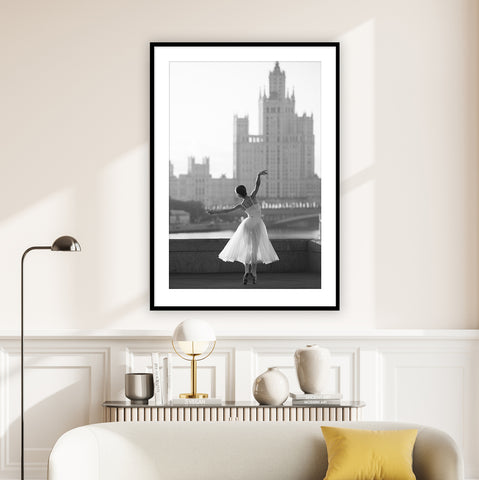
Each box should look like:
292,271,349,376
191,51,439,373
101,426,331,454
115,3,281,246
338,19,377,326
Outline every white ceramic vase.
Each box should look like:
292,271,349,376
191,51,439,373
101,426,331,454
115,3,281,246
294,345,331,394
252,367,289,405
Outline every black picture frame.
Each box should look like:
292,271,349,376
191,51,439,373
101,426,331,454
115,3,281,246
150,42,339,310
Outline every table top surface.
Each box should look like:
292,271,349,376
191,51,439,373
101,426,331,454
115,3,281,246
103,400,366,408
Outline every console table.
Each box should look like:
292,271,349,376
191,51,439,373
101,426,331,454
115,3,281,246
102,401,365,423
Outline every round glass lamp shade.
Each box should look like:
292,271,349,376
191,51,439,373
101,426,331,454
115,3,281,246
51,236,81,252
172,319,216,359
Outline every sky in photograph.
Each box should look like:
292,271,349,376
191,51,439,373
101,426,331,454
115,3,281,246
169,61,322,179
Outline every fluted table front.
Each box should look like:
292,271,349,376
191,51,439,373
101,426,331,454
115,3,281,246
102,401,365,423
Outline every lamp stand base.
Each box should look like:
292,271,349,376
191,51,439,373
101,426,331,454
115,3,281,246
179,393,208,399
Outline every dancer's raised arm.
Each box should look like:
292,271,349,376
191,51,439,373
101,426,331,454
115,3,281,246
251,170,268,199
207,204,243,215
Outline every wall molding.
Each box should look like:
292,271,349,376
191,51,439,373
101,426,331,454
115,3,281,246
0,331,478,479
1,328,479,340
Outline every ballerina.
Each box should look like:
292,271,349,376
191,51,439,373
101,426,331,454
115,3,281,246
207,170,279,284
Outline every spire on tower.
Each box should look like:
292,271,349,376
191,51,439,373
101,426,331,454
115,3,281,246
268,62,286,99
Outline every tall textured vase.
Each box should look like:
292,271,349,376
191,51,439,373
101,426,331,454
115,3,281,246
294,345,331,394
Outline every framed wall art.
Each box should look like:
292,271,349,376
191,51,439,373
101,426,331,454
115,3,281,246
150,42,339,310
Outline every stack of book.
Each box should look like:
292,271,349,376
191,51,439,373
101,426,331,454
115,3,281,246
290,392,343,405
151,353,173,404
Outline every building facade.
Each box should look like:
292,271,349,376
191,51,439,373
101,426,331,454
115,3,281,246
170,62,320,206
169,158,236,206
234,62,320,200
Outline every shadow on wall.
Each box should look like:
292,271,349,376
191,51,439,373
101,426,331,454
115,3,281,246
2,0,478,330
0,11,380,329
1,17,379,330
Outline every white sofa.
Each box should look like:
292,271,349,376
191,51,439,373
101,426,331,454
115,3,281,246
48,421,463,480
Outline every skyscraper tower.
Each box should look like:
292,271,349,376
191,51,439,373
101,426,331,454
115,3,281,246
233,62,318,200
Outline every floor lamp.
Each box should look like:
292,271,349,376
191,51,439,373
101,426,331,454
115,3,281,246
20,236,81,480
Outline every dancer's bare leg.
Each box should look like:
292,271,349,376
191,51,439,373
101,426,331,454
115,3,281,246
243,263,249,284
251,234,258,284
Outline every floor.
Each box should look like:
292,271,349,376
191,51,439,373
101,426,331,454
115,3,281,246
169,272,321,289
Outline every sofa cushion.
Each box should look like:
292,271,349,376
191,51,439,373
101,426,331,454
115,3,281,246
321,426,418,480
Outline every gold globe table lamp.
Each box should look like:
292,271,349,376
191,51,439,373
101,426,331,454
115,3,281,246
172,320,216,399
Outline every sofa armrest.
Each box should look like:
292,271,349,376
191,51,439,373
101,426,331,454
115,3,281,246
48,427,99,480
413,427,464,480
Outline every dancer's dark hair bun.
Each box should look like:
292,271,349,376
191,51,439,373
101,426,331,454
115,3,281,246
235,185,247,197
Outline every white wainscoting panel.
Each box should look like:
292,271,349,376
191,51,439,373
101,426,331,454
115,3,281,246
0,331,478,480
380,344,479,479
0,342,108,480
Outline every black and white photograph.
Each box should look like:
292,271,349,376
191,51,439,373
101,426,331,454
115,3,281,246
151,43,339,309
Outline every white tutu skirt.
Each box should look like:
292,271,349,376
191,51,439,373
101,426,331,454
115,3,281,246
219,216,279,265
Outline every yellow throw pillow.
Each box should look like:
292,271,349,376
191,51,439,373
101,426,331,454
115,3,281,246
321,426,418,480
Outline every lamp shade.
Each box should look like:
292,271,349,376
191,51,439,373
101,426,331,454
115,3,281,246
51,236,81,252
172,320,216,342
172,320,216,357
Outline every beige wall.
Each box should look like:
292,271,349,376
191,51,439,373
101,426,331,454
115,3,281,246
0,0,478,333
